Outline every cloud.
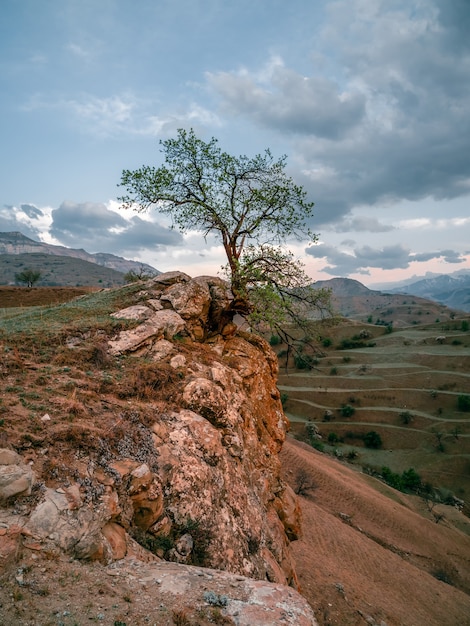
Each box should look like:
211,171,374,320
206,0,470,228
331,216,395,233
20,204,44,219
306,242,466,276
50,201,182,254
0,204,45,240
22,91,221,139
207,59,366,140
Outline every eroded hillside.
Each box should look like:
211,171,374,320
0,273,315,625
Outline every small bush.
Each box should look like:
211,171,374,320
364,431,382,449
340,404,355,418
432,568,454,586
457,394,470,412
327,432,340,444
294,353,316,370
269,334,281,346
293,468,317,497
400,410,413,424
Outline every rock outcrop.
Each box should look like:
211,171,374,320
0,272,314,622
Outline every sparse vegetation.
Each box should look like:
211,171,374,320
363,431,382,449
293,468,317,497
15,268,42,287
340,404,355,418
457,394,470,412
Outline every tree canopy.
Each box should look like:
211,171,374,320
15,268,42,287
119,128,331,341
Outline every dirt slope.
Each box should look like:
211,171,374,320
281,437,470,626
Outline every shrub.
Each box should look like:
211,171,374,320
457,394,470,412
401,468,422,492
400,410,413,424
327,432,340,444
340,404,355,418
322,337,332,347
293,468,317,497
379,466,422,493
363,431,382,449
294,353,315,370
269,334,281,346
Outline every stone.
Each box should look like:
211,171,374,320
110,305,153,320
0,459,35,502
0,449,22,465
102,522,127,560
149,271,191,287
182,378,229,426
274,484,302,541
108,310,186,354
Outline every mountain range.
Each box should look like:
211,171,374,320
1,230,469,312
0,231,158,275
0,231,159,286
384,272,470,312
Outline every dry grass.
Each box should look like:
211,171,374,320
281,437,470,626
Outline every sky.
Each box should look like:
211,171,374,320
1,0,470,287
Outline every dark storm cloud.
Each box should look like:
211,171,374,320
51,201,126,246
306,243,466,276
413,249,465,264
50,201,182,254
208,0,470,226
111,216,183,253
208,67,366,140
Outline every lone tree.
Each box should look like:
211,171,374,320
15,268,42,287
119,128,331,342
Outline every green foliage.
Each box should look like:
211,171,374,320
400,410,413,424
294,353,316,370
280,392,289,408
119,127,331,342
380,466,422,493
401,468,422,491
461,320,469,332
340,404,355,418
322,337,332,347
457,394,470,412
269,334,281,346
363,431,382,448
338,337,375,349
15,268,42,287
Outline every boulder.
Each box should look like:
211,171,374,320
0,449,35,502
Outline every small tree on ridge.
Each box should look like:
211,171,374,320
15,268,42,287
119,128,331,342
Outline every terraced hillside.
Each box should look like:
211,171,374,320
278,318,470,505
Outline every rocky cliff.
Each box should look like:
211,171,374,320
0,272,316,624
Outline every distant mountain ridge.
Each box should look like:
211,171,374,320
0,231,159,276
382,272,470,312
312,276,463,325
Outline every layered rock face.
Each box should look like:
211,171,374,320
105,271,301,585
1,272,303,599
